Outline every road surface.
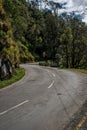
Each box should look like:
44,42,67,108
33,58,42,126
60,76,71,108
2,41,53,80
0,64,87,130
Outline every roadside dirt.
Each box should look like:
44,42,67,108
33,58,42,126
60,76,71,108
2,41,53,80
63,100,87,130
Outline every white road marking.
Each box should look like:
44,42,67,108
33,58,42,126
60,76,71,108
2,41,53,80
52,73,55,77
46,69,55,77
48,81,54,88
0,100,29,116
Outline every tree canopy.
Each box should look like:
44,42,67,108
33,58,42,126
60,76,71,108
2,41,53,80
0,0,19,64
1,0,87,69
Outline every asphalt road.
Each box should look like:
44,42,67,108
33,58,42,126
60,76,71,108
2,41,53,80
0,64,87,130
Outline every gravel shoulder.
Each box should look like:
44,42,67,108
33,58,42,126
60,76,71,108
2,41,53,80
64,89,87,130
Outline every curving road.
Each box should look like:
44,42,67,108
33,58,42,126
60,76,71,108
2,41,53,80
0,64,87,130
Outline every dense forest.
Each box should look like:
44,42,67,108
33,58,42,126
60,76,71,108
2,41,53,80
0,0,87,79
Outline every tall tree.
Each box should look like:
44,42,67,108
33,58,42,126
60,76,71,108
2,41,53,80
25,8,45,60
60,26,73,68
43,11,60,61
0,0,20,77
3,0,34,62
3,0,30,40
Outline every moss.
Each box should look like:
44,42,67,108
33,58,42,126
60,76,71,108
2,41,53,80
0,2,20,64
0,68,25,89
69,68,87,74
18,41,34,62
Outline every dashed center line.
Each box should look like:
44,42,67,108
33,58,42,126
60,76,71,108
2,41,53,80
48,81,54,88
0,100,29,116
52,73,55,77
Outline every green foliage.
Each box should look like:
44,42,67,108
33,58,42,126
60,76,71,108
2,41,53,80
0,1,20,65
39,61,51,66
69,68,87,74
25,8,45,58
0,29,6,36
2,0,87,69
3,0,30,40
60,26,73,68
41,11,60,61
0,68,25,89
2,0,34,64
18,41,34,63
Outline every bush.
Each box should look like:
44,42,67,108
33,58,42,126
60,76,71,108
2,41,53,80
0,68,25,89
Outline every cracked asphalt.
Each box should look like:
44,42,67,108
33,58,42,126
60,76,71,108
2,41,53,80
63,99,87,130
0,64,87,130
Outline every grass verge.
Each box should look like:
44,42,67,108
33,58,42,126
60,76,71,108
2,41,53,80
0,68,25,89
69,68,87,74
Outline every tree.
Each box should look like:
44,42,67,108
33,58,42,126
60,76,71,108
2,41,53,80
43,11,60,61
60,26,73,68
3,0,30,40
0,0,20,79
69,17,87,68
25,8,45,60
3,0,34,63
